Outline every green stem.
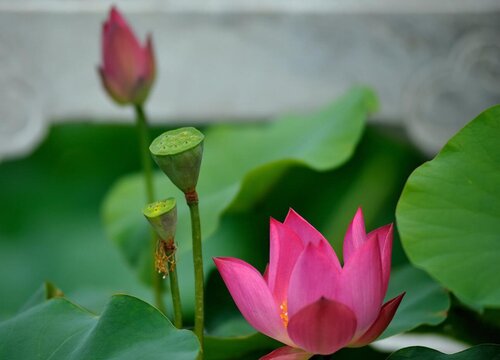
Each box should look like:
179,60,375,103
169,253,183,328
134,104,166,314
187,190,204,358
134,105,154,202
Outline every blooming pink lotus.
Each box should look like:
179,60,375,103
214,209,404,360
99,6,155,105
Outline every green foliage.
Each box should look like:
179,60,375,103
0,295,199,359
382,265,450,338
386,345,500,360
396,106,500,308
1,89,497,359
102,87,377,315
202,129,449,357
0,125,154,320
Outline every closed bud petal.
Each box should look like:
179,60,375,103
150,127,204,194
99,6,156,106
143,198,177,241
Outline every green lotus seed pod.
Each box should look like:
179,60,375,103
143,198,177,240
149,127,204,194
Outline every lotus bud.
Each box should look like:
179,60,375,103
99,6,156,106
149,127,204,197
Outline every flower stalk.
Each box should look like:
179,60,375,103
150,127,205,357
186,190,204,353
99,6,165,314
144,198,183,328
135,105,166,315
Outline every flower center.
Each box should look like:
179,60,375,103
279,301,289,327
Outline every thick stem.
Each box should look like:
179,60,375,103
134,104,166,314
168,256,183,328
187,190,204,358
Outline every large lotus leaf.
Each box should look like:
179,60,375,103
0,294,199,360
396,106,500,308
386,345,500,360
102,87,378,315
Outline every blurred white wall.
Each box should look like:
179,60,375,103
0,0,499,159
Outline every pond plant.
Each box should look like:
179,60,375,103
0,5,499,360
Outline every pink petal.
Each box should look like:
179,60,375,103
103,27,143,89
368,224,393,294
260,347,313,360
287,240,341,319
213,257,288,343
343,208,367,263
288,298,357,355
350,293,405,347
102,8,144,98
268,218,305,303
98,66,128,105
109,6,128,27
283,209,326,246
337,235,384,335
143,34,156,84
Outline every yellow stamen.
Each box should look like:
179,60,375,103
155,239,177,277
279,301,289,327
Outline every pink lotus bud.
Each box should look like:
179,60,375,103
214,208,405,359
98,6,156,106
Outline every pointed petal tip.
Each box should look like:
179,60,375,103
213,256,239,270
343,207,368,263
283,208,328,247
354,207,365,223
214,256,287,342
145,33,155,50
284,207,302,223
350,292,405,347
109,5,122,20
108,6,121,24
213,256,241,267
270,216,282,226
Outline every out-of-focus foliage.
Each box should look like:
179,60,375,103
0,89,498,359
382,265,449,338
201,127,450,357
102,87,377,315
0,294,199,359
386,345,500,360
397,106,500,309
0,125,158,320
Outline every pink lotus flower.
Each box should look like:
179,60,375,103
99,6,155,105
214,209,404,360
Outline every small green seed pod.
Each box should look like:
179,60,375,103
149,127,204,194
143,198,177,240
